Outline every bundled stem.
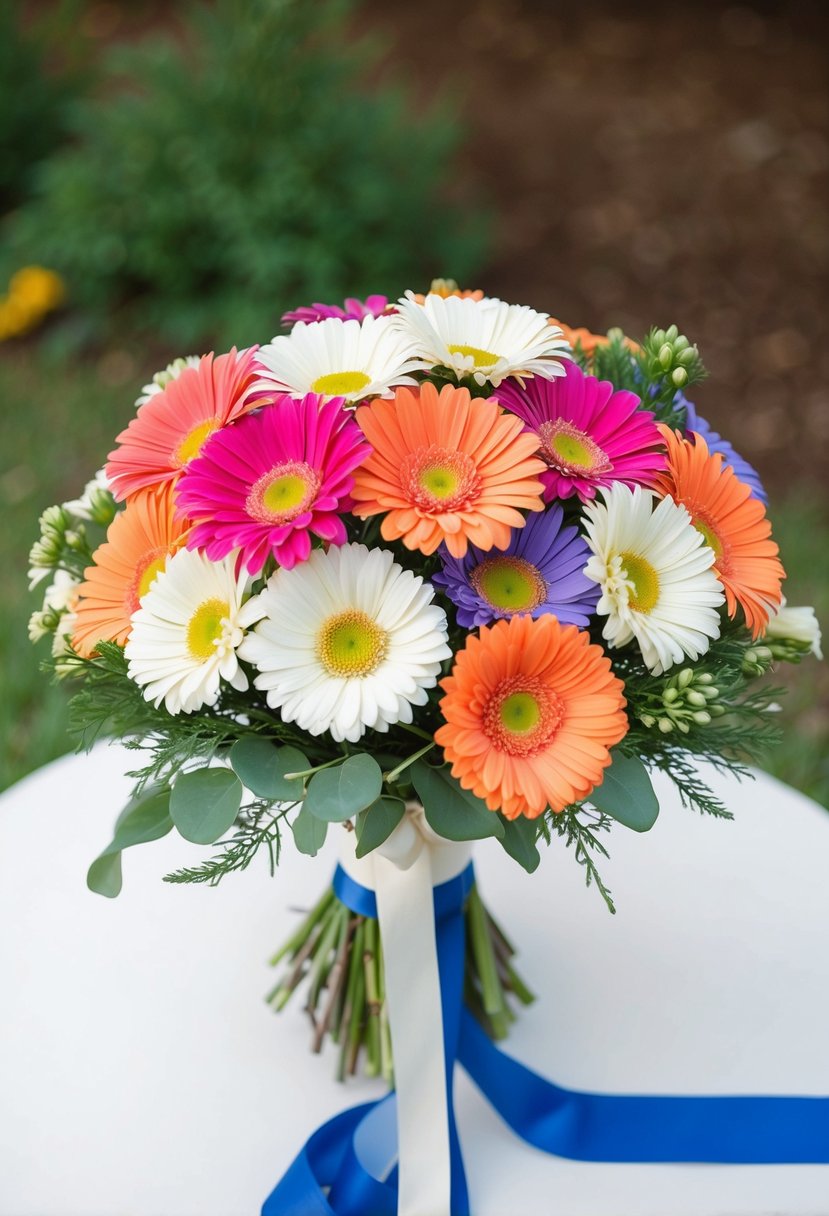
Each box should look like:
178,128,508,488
267,878,533,1080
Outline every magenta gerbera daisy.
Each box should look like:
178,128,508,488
494,361,667,503
281,294,391,327
174,394,371,574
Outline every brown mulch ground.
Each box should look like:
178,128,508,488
365,0,829,498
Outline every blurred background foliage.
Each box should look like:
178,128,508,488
1,0,827,805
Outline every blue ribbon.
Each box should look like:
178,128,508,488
262,865,829,1214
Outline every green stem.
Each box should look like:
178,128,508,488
268,885,334,966
283,755,343,781
397,722,435,742
305,903,342,1013
467,884,505,1017
384,740,436,784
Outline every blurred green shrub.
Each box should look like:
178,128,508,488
0,0,88,215
4,0,486,348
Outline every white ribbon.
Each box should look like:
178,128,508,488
338,809,471,1216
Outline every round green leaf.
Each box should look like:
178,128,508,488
411,760,504,842
170,768,243,844
497,814,541,873
305,754,383,822
87,789,173,898
589,751,660,832
230,737,308,801
355,797,406,859
291,805,329,857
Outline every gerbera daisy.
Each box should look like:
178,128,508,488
125,548,263,715
106,347,263,501
281,295,391,327
392,292,571,388
548,318,641,357
582,483,724,675
72,483,189,657
681,397,767,504
255,314,425,404
238,543,451,743
654,426,784,637
435,613,628,819
175,394,370,574
350,382,546,558
494,361,666,503
431,505,599,629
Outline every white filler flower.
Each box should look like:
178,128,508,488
126,548,265,714
135,355,201,407
764,598,823,659
583,483,725,675
239,542,451,742
392,291,571,388
255,314,426,404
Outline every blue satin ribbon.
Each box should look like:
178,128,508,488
262,865,829,1215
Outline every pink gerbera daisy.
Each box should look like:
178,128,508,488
106,348,265,501
175,394,370,574
494,361,666,502
281,294,391,326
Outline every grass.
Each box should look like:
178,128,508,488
1,341,827,809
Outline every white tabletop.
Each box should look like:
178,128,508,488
1,743,827,1216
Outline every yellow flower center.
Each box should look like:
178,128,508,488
471,556,546,614
537,419,612,479
186,597,230,660
175,418,220,467
499,691,541,734
311,371,371,396
138,555,167,600
246,461,320,525
693,517,723,559
420,464,459,500
126,548,169,615
403,445,482,514
620,551,660,613
447,343,500,368
317,609,388,677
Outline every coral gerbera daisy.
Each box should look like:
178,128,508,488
72,483,189,657
654,426,784,637
174,394,370,575
238,543,451,743
582,483,724,675
107,348,263,501
255,314,425,404
392,292,571,387
435,613,628,819
431,504,599,629
125,548,263,715
350,382,547,558
494,361,666,503
548,318,641,357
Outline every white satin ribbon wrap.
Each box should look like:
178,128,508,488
338,809,472,1216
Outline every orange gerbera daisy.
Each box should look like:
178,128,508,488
106,347,265,501
549,318,640,357
435,614,628,819
72,483,189,657
654,426,784,637
351,382,546,557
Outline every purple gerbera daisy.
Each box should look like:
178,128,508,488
681,396,768,504
494,361,667,502
175,394,370,574
431,505,599,629
281,294,391,327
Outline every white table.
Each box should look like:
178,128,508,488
1,743,827,1216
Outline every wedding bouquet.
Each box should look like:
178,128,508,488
28,282,824,1212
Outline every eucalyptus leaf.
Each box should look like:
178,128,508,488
355,797,406,859
291,805,328,857
305,754,383,823
170,768,243,844
497,814,541,873
589,751,660,832
410,761,504,842
87,789,173,898
230,737,307,801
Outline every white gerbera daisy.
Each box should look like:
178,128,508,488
255,315,427,404
238,543,452,743
135,355,201,407
125,548,265,715
582,484,725,675
392,291,572,388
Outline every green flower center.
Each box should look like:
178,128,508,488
447,343,500,368
483,675,565,757
311,370,371,396
537,419,612,479
317,609,388,677
620,551,660,613
246,461,320,525
403,445,481,514
186,597,229,660
471,555,546,614
499,691,541,734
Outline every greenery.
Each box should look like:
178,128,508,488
3,0,485,348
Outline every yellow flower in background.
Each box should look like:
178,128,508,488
0,265,66,341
